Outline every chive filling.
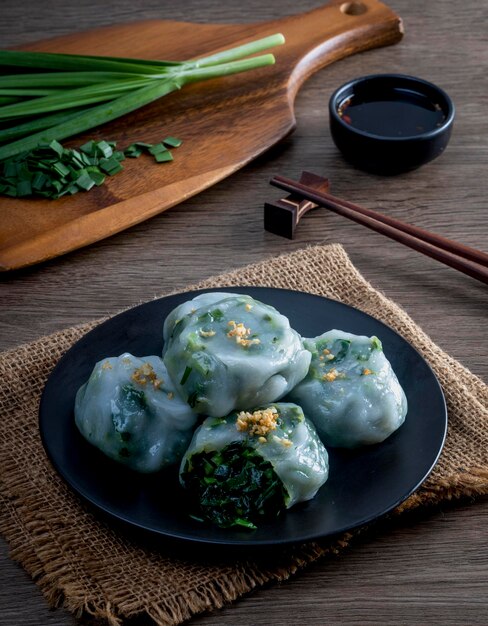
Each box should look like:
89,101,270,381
181,442,288,529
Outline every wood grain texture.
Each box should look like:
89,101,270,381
0,0,402,270
0,0,487,625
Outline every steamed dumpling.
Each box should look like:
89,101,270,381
287,330,407,448
180,403,329,528
163,292,239,344
75,353,198,472
163,293,311,417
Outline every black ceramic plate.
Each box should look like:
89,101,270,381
39,287,447,547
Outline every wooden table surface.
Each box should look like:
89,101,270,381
1,0,487,624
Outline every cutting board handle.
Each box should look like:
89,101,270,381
265,0,403,98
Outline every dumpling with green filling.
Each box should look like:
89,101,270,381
163,292,240,344
180,402,329,528
163,293,311,417
287,329,407,448
75,353,198,473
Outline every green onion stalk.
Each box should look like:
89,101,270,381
0,34,285,160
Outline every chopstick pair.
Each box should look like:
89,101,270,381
265,172,488,286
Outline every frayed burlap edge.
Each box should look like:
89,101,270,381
1,243,487,626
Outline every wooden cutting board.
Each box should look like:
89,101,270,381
0,0,402,271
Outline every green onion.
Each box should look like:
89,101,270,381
0,71,150,88
0,78,151,119
163,136,182,148
0,80,179,159
0,136,182,199
0,50,177,74
0,87,65,97
0,96,21,105
0,109,88,143
154,151,173,163
148,143,168,156
0,34,285,161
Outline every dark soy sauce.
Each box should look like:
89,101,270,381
337,88,446,137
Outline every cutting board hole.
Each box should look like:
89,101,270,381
340,2,368,15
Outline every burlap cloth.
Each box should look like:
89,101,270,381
1,244,487,626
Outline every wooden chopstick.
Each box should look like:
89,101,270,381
270,175,488,285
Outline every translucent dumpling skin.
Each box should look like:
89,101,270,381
287,330,408,448
179,403,329,527
163,292,239,344
163,293,311,417
75,353,198,472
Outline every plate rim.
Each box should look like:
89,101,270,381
39,286,447,547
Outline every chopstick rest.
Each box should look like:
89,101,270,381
266,172,488,285
264,171,329,239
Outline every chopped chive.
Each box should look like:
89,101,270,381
148,143,168,156
3,160,17,178
80,140,96,154
16,179,32,196
154,150,173,163
52,161,70,177
0,135,180,200
124,145,143,158
48,140,63,157
180,366,193,386
96,140,113,158
31,171,48,190
99,156,123,175
72,170,96,191
163,136,182,148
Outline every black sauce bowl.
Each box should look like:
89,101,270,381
328,74,455,175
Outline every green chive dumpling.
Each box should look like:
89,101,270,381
287,330,407,448
163,292,240,344
180,403,329,528
74,353,198,473
163,293,311,417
